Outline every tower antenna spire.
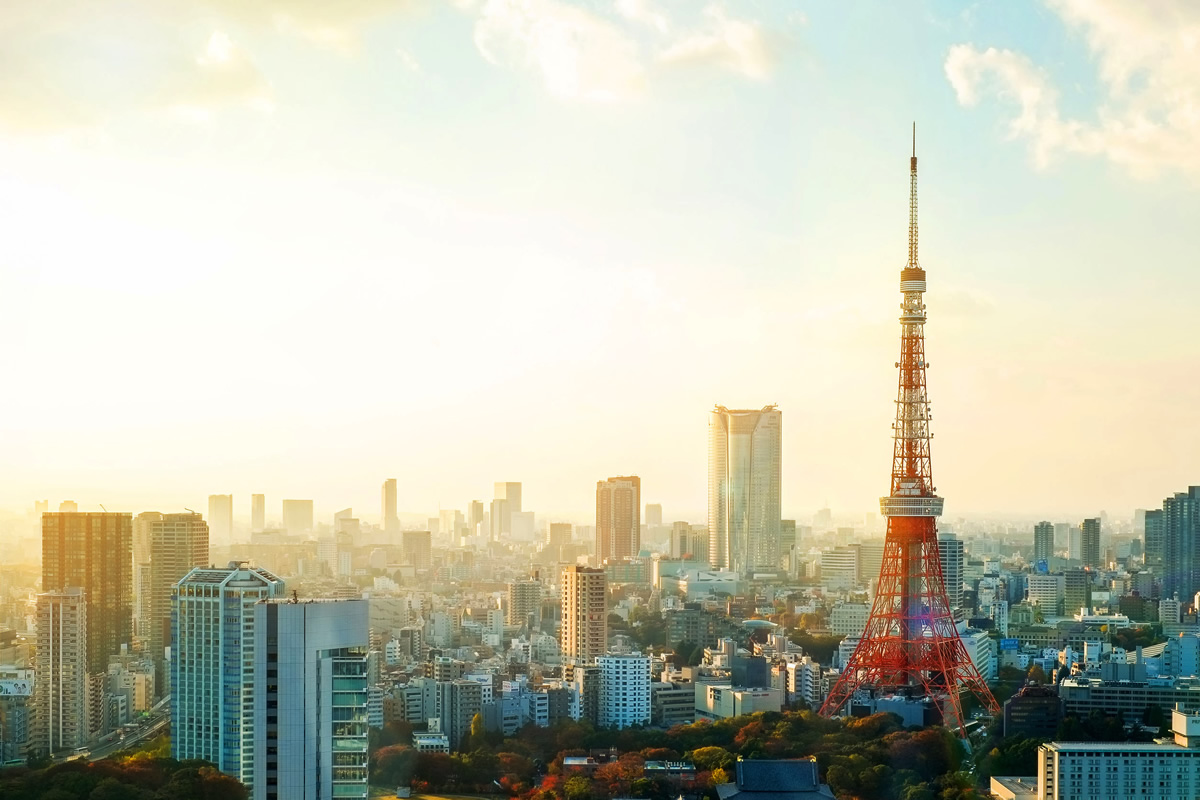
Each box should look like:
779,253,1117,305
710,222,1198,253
908,122,918,267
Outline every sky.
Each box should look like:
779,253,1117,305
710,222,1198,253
0,0,1198,526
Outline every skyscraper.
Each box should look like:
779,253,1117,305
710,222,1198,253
402,530,432,570
547,522,573,550
1064,568,1091,616
172,563,285,786
595,476,641,563
491,482,521,540
1034,521,1054,565
282,499,314,536
253,599,369,800
508,579,543,627
251,494,266,532
207,494,233,544
1080,518,1101,569
560,566,607,663
33,588,88,755
937,532,964,611
42,512,133,674
1145,508,1164,570
147,512,209,686
381,479,398,534
644,504,662,527
707,405,782,575
1161,486,1200,602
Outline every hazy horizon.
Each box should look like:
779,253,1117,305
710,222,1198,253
2,1,1197,523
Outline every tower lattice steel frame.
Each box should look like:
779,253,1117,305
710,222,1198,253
818,127,1000,734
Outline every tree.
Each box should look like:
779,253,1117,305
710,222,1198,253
1027,664,1048,684
708,768,731,788
689,746,734,772
564,775,592,800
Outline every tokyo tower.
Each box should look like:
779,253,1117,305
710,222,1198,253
818,127,999,733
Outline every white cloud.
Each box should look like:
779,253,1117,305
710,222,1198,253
465,0,785,101
946,0,1200,176
473,0,646,101
658,4,774,80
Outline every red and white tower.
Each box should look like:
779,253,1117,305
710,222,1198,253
819,128,999,733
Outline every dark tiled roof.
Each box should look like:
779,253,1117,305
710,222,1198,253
715,760,835,800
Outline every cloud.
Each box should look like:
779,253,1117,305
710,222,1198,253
0,3,270,133
658,5,775,80
945,0,1200,177
473,0,646,101
466,0,784,101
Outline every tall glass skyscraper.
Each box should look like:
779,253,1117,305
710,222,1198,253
172,563,284,787
707,405,782,575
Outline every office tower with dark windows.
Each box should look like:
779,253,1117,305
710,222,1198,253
147,512,209,688
1161,486,1200,602
172,563,284,786
32,588,88,755
207,494,233,544
1034,521,1054,565
1145,508,1164,570
282,499,314,537
1080,518,1101,569
41,512,133,675
707,405,782,575
560,566,607,663
251,494,266,532
596,476,641,563
1064,568,1091,616
253,599,369,800
381,479,398,534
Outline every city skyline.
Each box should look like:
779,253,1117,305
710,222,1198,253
2,2,1199,522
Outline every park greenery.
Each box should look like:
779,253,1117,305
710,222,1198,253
371,710,988,800
0,750,246,800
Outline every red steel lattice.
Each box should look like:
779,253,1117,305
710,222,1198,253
818,128,1000,734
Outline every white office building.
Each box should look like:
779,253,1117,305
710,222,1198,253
253,599,370,800
597,654,651,729
995,707,1200,800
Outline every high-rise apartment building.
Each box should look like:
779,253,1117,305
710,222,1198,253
708,405,782,575
1080,518,1101,569
595,476,640,563
147,512,209,685
547,523,572,550
937,531,964,611
560,566,607,663
491,482,522,540
207,494,233,544
1144,508,1164,570
402,530,432,570
33,588,88,755
381,479,398,534
132,512,160,642
282,499,314,537
1034,521,1054,565
597,654,651,729
644,504,662,527
251,494,266,532
172,563,285,785
1161,486,1200,602
42,512,133,674
508,579,543,627
436,679,483,751
253,599,369,800
1028,574,1066,616
1064,568,1091,617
